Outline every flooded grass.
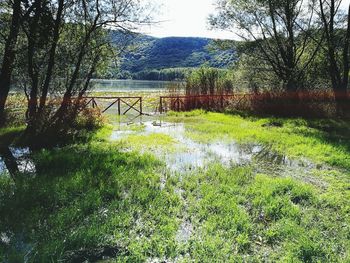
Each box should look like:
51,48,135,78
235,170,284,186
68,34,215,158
0,110,349,261
109,117,336,179
166,111,350,169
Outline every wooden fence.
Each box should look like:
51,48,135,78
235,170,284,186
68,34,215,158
82,96,143,115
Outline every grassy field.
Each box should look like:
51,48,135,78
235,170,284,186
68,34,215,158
0,110,349,262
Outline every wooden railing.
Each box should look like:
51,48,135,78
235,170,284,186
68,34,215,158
82,96,143,115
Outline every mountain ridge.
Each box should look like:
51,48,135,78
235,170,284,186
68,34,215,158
111,33,236,80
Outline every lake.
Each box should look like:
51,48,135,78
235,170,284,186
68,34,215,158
91,79,184,93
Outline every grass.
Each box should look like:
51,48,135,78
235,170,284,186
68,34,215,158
177,165,350,262
120,133,177,152
0,143,181,262
0,109,349,262
166,111,350,169
0,126,25,148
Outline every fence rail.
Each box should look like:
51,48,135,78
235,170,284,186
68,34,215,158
81,96,143,115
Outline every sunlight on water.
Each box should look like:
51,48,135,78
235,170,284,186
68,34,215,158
91,79,183,93
0,147,36,176
110,118,322,178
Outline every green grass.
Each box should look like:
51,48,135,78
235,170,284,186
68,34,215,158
120,133,177,152
177,165,350,262
90,123,114,142
0,143,181,262
0,126,25,148
1,110,349,262
167,111,350,169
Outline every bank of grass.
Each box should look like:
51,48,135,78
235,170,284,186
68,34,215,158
1,110,350,262
178,165,349,262
167,110,350,169
0,142,181,262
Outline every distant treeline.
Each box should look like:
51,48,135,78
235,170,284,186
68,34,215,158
114,67,233,82
130,68,192,81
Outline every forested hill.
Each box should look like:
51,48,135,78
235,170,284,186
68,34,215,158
111,33,236,80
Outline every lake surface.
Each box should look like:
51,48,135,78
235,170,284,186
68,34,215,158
91,79,183,93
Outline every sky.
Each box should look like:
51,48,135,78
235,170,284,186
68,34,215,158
143,0,350,40
143,0,234,40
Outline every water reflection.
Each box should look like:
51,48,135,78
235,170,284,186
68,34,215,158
0,147,36,178
91,79,183,93
111,120,321,177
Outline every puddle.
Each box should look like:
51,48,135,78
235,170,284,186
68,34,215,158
0,231,34,262
0,147,36,176
176,220,193,243
110,130,135,141
111,120,323,178
112,121,259,171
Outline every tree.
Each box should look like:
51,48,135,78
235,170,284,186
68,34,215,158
210,0,321,91
0,0,22,126
317,0,350,109
12,0,153,143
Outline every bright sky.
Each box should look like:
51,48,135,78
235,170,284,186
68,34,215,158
143,0,234,39
143,0,350,40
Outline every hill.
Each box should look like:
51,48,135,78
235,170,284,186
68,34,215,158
111,33,236,80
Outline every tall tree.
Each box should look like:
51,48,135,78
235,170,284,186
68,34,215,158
210,0,321,91
15,0,153,142
0,0,22,126
318,0,350,109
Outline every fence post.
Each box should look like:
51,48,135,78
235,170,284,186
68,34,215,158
117,98,121,115
140,97,143,115
160,97,163,113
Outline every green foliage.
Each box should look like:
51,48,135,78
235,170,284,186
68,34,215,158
132,67,191,81
186,67,234,95
232,53,283,92
113,34,236,80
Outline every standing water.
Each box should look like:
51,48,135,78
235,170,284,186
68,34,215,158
91,79,183,93
110,118,326,180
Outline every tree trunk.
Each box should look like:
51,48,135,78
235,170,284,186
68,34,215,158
0,0,22,126
25,0,42,132
0,147,19,180
39,0,65,113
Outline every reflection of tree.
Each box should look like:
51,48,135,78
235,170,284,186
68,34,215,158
0,147,19,179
